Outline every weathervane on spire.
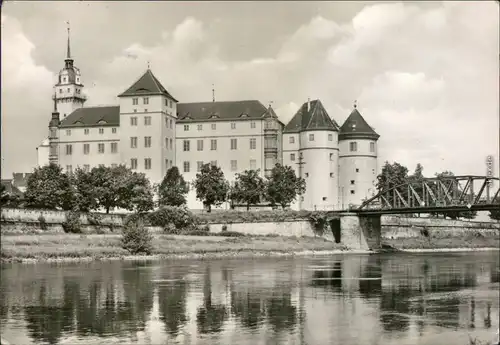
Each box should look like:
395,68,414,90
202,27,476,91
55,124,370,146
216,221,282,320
353,99,357,109
212,84,215,102
147,61,151,69
269,100,274,108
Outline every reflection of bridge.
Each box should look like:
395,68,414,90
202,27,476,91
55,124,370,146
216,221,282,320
356,176,500,215
331,176,499,251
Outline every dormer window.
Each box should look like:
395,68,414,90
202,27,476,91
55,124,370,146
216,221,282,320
143,97,149,105
133,98,138,105
241,113,248,118
231,122,236,129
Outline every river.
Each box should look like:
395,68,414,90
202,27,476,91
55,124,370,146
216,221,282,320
0,252,499,345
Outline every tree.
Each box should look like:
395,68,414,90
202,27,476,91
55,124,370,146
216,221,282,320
193,164,229,213
24,164,74,210
157,166,189,207
265,164,306,209
71,167,98,212
376,161,409,206
230,169,265,210
88,165,154,214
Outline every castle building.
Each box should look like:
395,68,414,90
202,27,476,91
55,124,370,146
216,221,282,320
36,32,379,211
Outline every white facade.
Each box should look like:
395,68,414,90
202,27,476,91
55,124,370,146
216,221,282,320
338,139,378,208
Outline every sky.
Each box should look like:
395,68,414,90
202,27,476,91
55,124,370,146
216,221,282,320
1,1,499,180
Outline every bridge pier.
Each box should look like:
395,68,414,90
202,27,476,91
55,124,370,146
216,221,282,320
339,213,381,251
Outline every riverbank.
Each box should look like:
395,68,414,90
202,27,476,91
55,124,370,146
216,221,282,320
1,232,498,263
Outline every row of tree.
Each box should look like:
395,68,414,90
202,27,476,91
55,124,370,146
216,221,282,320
4,163,306,213
376,161,499,220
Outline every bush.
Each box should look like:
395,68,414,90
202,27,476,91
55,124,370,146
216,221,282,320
121,218,153,255
38,215,47,231
308,212,330,236
148,206,196,233
124,212,149,227
87,213,103,226
220,231,245,237
221,224,228,232
194,209,315,224
62,211,82,234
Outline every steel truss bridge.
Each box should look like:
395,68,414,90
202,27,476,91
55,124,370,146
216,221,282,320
356,176,500,215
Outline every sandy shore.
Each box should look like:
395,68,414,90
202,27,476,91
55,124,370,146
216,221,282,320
1,233,498,264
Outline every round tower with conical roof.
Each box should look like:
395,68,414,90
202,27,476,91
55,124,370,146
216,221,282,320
282,99,340,211
338,102,380,209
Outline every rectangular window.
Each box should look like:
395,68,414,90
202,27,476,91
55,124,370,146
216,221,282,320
250,159,256,170
309,133,314,141
132,98,138,105
330,153,334,161
211,123,216,130
83,143,90,154
98,143,105,154
143,97,149,105
210,139,217,151
112,128,117,134
130,137,137,148
165,137,169,149
169,160,172,168
144,136,152,148
165,117,169,128
183,140,190,151
165,98,168,106
144,116,152,126
305,173,309,177
197,124,203,131
183,161,190,173
230,138,237,150
130,158,138,170
169,100,173,107
370,142,375,152
249,138,256,150
231,160,237,171
131,117,137,126
184,124,189,131
170,138,173,149
197,139,203,151
231,122,236,129
66,130,71,136
170,119,173,128
210,160,217,167
99,128,104,134
111,142,118,153
350,190,355,194
84,128,89,135
250,122,256,129
350,180,355,185
197,161,204,172
144,108,148,113
328,134,333,141
289,136,295,144
144,158,151,170
290,153,295,161
65,144,72,155
349,142,358,152
66,165,72,174
83,164,90,172
330,173,334,178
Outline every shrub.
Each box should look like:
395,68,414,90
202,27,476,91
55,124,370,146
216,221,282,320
221,224,228,232
121,218,153,255
220,231,245,237
62,211,82,234
87,213,103,226
38,215,47,231
124,212,149,227
308,212,330,236
148,206,196,232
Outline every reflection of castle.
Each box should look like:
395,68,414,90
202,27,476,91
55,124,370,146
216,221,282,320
1,256,499,344
36,29,380,211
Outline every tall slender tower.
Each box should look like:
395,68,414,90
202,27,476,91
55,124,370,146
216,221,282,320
48,94,60,165
53,23,86,118
338,102,380,208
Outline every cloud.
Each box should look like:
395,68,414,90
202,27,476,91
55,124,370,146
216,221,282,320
1,2,498,182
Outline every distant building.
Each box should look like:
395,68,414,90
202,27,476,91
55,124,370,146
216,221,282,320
36,30,379,211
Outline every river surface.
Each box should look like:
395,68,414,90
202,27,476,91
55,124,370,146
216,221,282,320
1,252,499,345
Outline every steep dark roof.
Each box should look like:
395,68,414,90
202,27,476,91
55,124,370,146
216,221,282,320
118,69,178,101
339,107,379,140
283,99,339,133
59,106,120,128
177,100,280,123
57,100,282,127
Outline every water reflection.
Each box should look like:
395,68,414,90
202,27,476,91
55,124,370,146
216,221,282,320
0,252,498,345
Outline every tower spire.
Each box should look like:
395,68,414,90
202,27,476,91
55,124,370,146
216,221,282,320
53,91,58,113
212,84,215,102
66,21,71,60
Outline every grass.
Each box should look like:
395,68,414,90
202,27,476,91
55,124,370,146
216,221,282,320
383,232,500,250
0,233,347,262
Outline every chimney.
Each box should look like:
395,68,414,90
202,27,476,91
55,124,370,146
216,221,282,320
307,98,310,112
